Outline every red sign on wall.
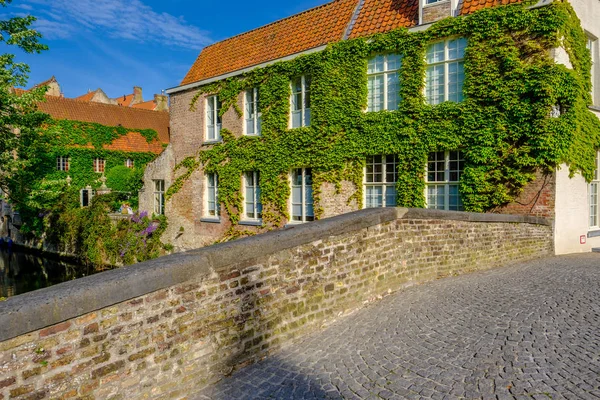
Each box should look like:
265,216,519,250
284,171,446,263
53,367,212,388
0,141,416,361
580,235,587,245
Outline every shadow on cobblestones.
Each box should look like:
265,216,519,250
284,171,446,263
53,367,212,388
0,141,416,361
194,254,600,399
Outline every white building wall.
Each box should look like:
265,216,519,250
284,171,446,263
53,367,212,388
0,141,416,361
552,0,600,254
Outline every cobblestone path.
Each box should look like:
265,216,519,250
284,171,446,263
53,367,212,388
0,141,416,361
194,254,600,399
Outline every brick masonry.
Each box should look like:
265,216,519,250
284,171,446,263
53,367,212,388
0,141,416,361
492,170,556,219
422,1,452,24
0,208,552,399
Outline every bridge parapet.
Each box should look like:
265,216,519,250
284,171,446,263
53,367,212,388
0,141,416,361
0,208,552,399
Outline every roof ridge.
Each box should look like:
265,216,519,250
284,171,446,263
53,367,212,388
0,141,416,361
343,0,365,40
202,0,345,51
43,95,168,114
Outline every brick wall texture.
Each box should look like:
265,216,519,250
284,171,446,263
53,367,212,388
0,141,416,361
422,1,452,24
492,171,556,219
0,214,552,399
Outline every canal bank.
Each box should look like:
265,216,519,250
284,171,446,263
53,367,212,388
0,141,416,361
0,247,101,299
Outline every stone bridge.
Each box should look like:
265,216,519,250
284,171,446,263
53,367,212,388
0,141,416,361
0,208,553,399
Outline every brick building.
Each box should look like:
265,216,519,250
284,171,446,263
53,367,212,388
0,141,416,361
145,0,600,254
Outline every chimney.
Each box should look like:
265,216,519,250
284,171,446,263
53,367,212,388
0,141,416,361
132,86,143,105
154,93,169,112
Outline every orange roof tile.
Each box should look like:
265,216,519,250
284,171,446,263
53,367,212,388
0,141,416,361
103,132,165,154
131,100,157,111
348,0,418,39
75,91,96,102
117,94,135,107
181,0,525,85
180,0,359,85
37,96,170,146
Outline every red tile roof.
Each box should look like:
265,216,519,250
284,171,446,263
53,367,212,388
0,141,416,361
117,94,135,107
75,91,96,102
180,0,524,85
348,0,418,39
180,0,359,85
37,96,169,154
132,100,158,111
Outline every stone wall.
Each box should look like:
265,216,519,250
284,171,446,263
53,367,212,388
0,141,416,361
0,208,552,399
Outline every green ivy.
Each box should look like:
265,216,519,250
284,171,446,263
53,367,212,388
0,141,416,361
167,1,600,236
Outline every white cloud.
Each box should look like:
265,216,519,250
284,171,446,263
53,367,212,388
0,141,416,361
32,18,73,40
24,0,211,49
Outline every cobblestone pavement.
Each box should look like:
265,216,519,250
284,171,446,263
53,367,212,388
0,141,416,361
194,254,600,399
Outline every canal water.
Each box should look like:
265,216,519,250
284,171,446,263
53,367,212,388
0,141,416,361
0,248,95,299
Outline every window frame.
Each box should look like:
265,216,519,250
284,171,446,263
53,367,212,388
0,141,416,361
425,38,467,105
205,95,222,142
93,158,106,173
289,168,315,223
363,155,398,209
56,156,69,171
243,171,262,221
587,34,597,105
425,150,464,211
244,88,262,136
589,152,600,229
290,75,311,128
367,54,402,112
153,179,165,216
204,172,220,220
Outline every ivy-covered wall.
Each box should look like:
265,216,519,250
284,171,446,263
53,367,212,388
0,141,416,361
11,118,168,266
166,1,600,243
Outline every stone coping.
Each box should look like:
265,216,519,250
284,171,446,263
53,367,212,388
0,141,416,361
0,208,550,342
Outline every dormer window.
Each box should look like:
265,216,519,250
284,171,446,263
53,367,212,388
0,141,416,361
367,54,401,112
420,0,456,24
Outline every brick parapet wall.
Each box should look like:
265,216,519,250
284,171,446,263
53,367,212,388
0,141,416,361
0,209,552,399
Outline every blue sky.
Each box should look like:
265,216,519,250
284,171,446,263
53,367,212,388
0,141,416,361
2,0,327,99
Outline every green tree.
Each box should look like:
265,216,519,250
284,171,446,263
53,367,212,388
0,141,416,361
0,0,48,203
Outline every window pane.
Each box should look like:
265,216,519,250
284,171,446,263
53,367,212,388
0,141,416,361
386,72,399,111
292,186,302,203
291,110,302,128
304,108,311,127
368,75,384,112
448,38,467,60
426,42,445,64
386,54,401,71
366,186,383,208
426,65,445,105
447,61,465,103
385,186,397,207
246,119,255,135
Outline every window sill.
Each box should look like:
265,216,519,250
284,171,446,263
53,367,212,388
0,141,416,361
244,134,262,137
200,217,221,224
203,140,222,145
239,219,263,226
589,105,600,112
587,229,600,238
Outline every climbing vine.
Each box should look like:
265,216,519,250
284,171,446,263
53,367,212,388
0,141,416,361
167,1,600,235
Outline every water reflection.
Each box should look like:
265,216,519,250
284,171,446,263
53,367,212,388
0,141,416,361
0,249,93,298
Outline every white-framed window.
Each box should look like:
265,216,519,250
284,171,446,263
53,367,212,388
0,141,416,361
290,168,314,223
206,95,222,142
243,171,262,220
125,158,134,168
425,0,447,4
587,35,597,105
245,88,262,136
589,152,600,229
56,156,69,171
364,155,398,208
291,75,311,128
93,158,105,173
425,38,467,105
154,179,165,215
426,151,464,211
367,54,401,112
205,173,219,218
